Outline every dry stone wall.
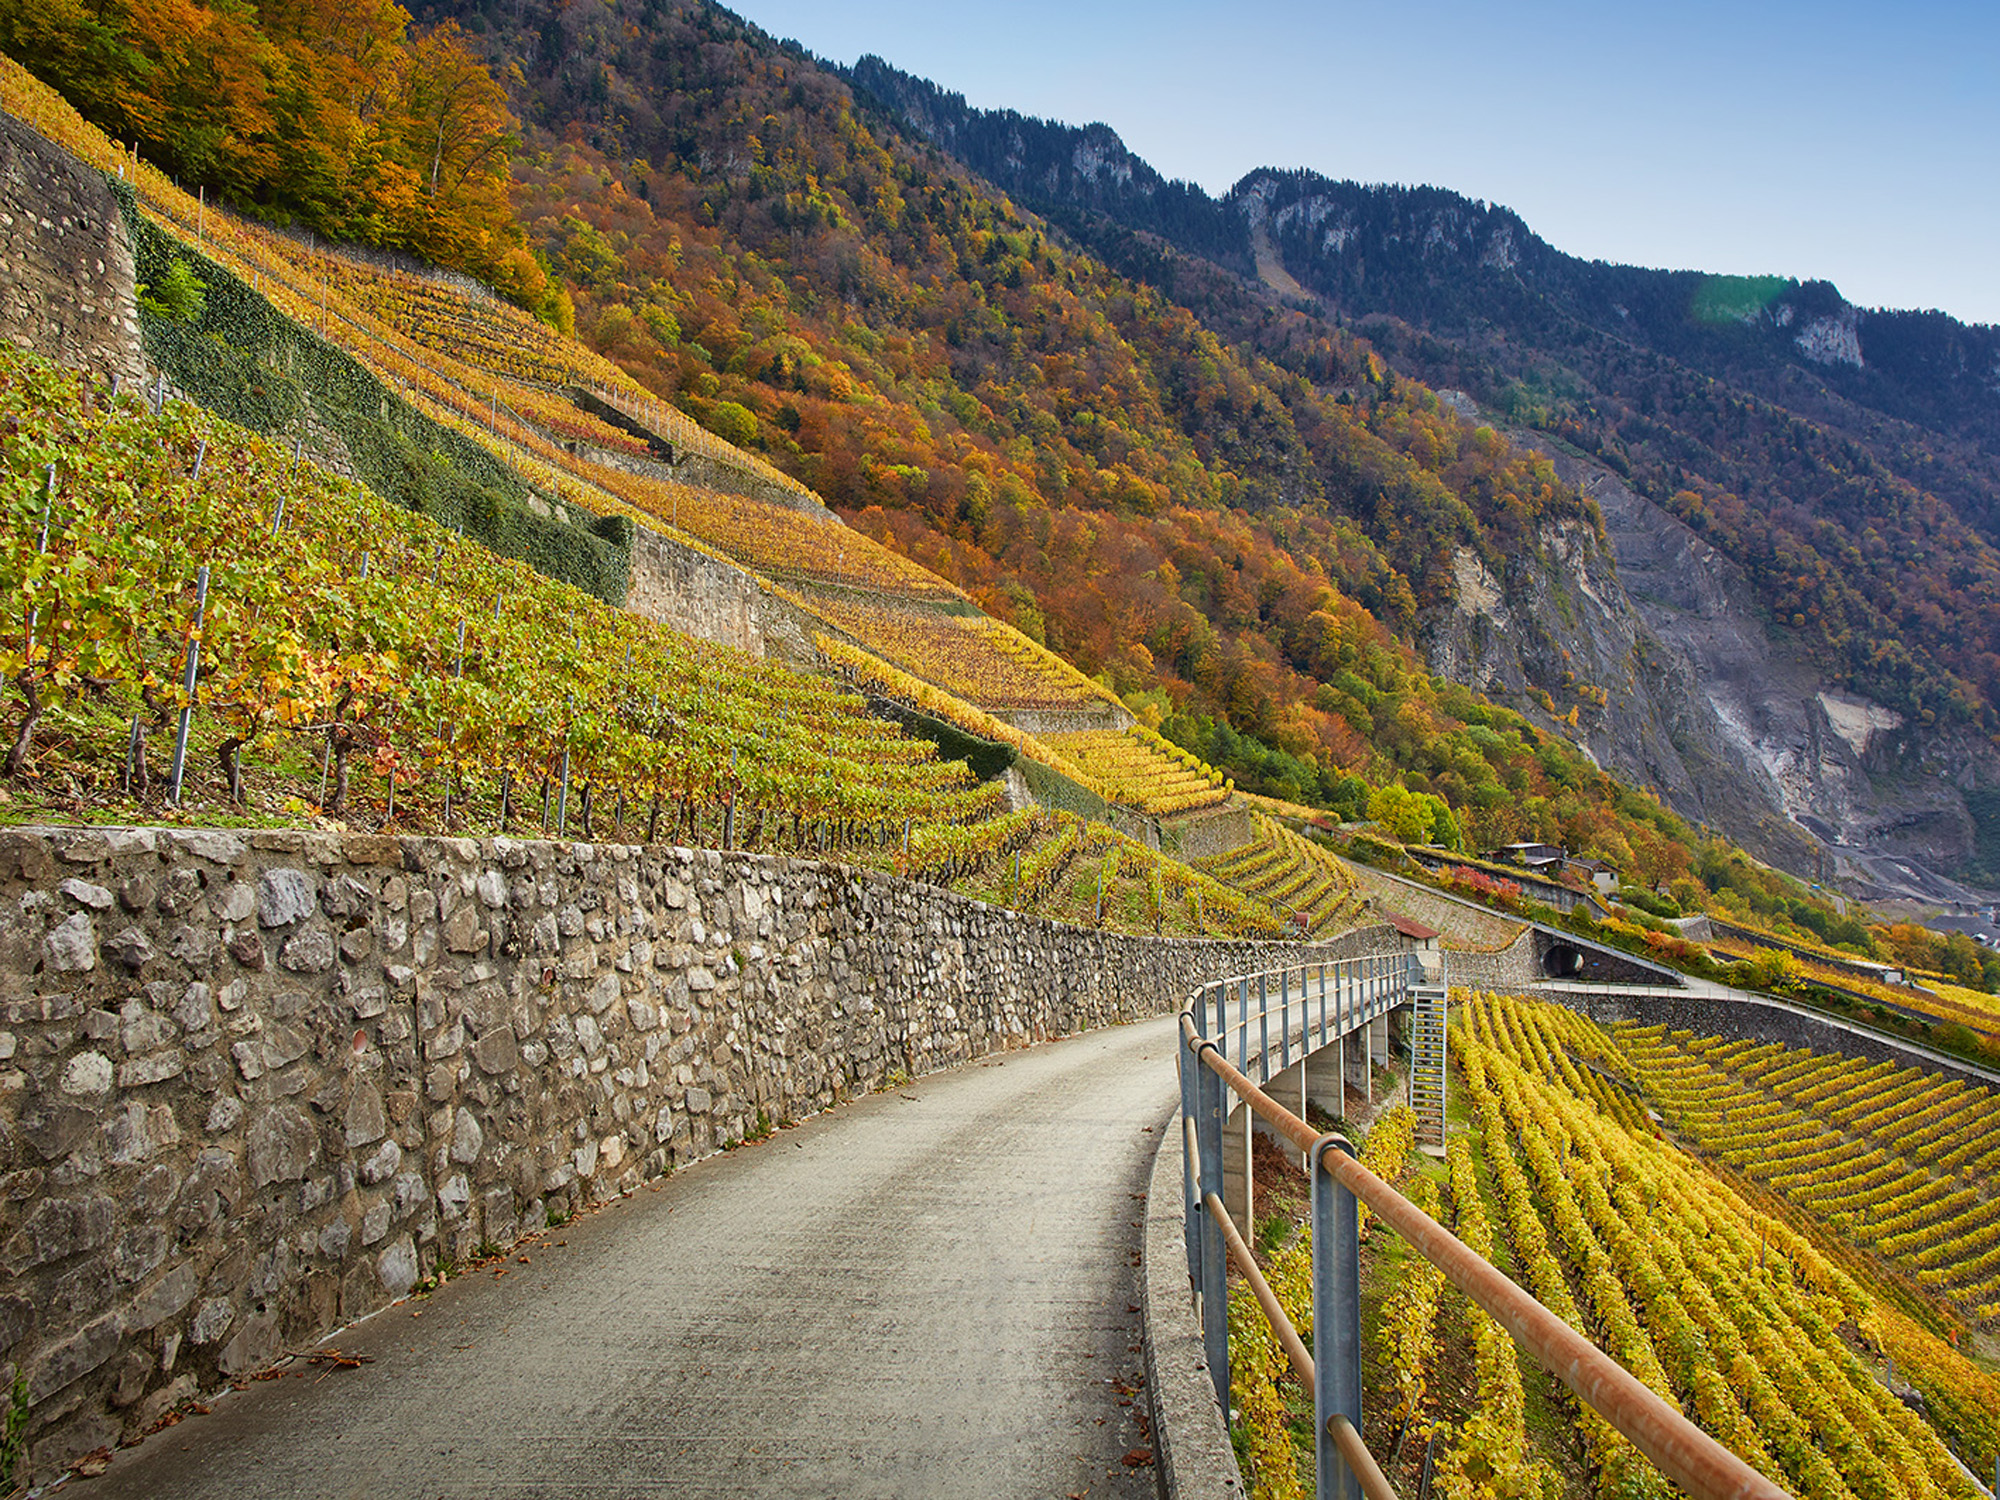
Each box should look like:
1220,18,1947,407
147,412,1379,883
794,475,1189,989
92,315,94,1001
624,523,821,665
0,823,1402,1473
0,113,144,390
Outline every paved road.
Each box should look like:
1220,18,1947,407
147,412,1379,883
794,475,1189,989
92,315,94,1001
89,1016,1183,1499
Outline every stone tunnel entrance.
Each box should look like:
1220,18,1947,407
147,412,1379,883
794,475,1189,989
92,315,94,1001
1533,929,1677,986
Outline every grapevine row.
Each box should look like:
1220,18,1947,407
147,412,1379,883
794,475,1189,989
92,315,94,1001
0,348,982,853
1465,996,1985,1500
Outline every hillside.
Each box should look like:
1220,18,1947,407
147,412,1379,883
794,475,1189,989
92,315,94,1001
836,57,2000,896
11,0,1984,980
0,1,1781,912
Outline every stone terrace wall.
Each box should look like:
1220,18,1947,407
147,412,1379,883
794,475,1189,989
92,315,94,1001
1440,930,1540,992
0,824,1402,1473
0,113,145,389
1347,864,1526,952
623,523,823,667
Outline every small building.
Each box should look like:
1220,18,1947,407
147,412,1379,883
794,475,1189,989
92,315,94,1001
1487,842,1564,874
1386,912,1441,953
1565,856,1620,896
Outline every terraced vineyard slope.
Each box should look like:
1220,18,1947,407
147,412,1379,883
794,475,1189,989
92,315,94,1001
1196,813,1361,935
1618,1027,2000,1324
1225,992,2000,1500
0,342,1292,942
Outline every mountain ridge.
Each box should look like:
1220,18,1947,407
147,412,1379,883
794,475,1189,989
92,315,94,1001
842,51,2000,895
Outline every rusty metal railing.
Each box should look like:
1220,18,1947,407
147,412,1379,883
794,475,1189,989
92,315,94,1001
1176,963,1791,1500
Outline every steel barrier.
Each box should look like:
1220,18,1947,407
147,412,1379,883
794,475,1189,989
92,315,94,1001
1176,960,1790,1500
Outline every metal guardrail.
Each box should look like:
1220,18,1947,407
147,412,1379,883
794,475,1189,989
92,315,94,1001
1176,961,1790,1500
1197,953,1412,1081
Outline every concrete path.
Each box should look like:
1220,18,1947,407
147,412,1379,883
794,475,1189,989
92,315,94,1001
86,1017,1183,1499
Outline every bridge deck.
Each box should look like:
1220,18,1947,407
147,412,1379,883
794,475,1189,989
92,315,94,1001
85,1018,1182,1499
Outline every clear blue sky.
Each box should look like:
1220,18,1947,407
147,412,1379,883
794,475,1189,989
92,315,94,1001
729,0,2000,326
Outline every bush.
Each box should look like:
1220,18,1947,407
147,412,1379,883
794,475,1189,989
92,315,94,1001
708,399,759,448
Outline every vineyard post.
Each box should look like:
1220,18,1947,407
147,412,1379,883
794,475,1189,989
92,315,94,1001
122,715,143,795
1010,849,1020,904
1094,869,1103,926
359,551,369,581
902,818,911,868
723,746,738,849
556,696,573,837
23,466,53,664
190,438,206,482
167,565,210,807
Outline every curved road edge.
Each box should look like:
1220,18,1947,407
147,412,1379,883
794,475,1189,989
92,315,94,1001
1142,1098,1244,1499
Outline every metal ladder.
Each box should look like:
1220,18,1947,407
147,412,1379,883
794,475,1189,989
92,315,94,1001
1408,979,1448,1149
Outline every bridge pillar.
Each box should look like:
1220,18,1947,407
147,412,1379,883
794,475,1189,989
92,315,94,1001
1266,1057,1315,1167
1305,1040,1344,1123
1222,1100,1254,1239
1370,1012,1390,1069
1344,1027,1371,1103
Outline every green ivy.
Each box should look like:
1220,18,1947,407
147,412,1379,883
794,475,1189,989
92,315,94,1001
111,178,632,604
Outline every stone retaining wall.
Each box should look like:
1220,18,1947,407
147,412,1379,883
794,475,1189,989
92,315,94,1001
1440,930,1541,992
1346,864,1527,951
0,113,144,389
0,824,1401,1474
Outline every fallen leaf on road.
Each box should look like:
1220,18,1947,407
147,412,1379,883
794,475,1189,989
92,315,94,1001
72,1447,113,1476
1122,1448,1154,1468
299,1348,373,1371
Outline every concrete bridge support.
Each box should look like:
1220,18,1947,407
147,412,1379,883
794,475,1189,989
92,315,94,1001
1345,1027,1371,1102
1223,1100,1255,1238
1305,1042,1344,1122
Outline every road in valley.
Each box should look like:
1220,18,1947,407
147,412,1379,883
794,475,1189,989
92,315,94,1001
88,1015,1183,1499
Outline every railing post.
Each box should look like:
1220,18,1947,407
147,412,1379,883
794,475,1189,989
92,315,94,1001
1214,982,1228,1067
1196,1038,1230,1407
1280,967,1291,1073
1317,962,1327,1051
1237,978,1249,1071
1258,972,1270,1082
1181,1015,1201,1290
1311,1136,1364,1500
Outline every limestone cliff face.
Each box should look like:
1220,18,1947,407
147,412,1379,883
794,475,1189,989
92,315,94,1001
1435,399,1998,902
